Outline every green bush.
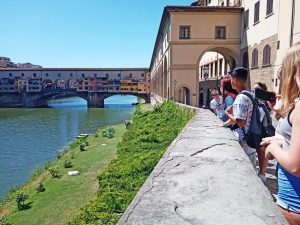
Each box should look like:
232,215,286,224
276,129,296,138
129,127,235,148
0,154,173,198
108,127,115,134
15,192,28,210
56,151,63,159
36,182,45,193
44,161,53,170
84,140,89,146
102,127,116,139
124,120,132,129
68,102,194,225
0,217,11,225
79,143,86,151
48,166,60,178
64,159,73,168
102,130,108,137
108,130,115,138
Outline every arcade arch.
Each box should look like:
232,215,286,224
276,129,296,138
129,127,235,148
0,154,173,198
67,79,77,89
55,79,65,89
198,47,238,107
43,79,53,90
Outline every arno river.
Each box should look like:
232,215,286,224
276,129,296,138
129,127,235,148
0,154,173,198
0,95,137,198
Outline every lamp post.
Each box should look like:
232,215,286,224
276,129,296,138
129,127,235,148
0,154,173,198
173,79,177,101
202,65,209,109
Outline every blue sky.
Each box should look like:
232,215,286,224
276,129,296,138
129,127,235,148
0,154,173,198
0,0,192,68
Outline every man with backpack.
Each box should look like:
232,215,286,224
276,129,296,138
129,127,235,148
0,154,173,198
223,67,257,168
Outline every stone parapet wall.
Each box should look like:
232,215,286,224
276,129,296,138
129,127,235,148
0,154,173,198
118,109,287,225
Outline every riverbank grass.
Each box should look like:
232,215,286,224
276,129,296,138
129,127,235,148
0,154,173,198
0,124,126,225
68,102,195,225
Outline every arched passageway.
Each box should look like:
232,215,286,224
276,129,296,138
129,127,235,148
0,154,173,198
177,86,191,105
198,48,238,107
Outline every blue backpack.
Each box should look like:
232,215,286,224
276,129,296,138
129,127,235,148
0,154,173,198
240,92,275,149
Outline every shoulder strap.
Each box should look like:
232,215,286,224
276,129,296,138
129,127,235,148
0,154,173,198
239,91,255,105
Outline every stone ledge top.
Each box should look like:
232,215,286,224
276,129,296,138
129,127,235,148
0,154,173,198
118,109,287,225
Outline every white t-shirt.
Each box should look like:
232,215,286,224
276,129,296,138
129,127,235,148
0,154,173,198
210,97,225,119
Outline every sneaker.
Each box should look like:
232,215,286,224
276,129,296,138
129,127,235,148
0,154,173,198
259,174,266,182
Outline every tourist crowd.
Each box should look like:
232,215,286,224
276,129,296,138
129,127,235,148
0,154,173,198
210,43,300,225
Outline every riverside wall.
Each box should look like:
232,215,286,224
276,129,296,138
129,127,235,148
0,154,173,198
117,107,287,225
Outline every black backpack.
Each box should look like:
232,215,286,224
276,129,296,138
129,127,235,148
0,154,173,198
240,91,275,149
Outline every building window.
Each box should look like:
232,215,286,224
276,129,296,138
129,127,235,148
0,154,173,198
21,73,24,77
254,1,260,24
266,0,273,16
9,73,12,77
45,73,49,77
141,73,144,77
244,10,249,29
251,48,258,68
243,52,249,68
263,45,271,66
94,73,97,77
57,73,61,77
70,73,73,77
118,73,121,77
179,26,190,39
33,73,37,77
82,73,85,78
215,26,226,39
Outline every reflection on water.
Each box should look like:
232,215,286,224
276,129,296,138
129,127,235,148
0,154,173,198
0,95,137,198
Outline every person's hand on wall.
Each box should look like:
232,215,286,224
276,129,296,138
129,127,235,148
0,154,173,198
225,105,233,115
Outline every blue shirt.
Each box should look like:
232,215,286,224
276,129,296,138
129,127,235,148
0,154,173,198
225,96,234,109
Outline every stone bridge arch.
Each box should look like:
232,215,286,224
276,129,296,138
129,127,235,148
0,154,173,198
25,91,150,108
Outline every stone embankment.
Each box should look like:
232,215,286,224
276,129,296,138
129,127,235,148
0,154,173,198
118,107,287,225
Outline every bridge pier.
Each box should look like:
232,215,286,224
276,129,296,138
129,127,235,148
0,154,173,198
86,92,105,108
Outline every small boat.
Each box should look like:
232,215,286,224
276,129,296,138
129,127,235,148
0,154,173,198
76,133,89,139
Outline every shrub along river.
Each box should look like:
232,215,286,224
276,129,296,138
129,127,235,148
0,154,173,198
0,95,137,198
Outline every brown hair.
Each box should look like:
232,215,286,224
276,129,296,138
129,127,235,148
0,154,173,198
280,42,300,115
254,82,268,91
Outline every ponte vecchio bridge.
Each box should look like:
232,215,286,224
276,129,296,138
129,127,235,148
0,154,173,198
0,68,150,108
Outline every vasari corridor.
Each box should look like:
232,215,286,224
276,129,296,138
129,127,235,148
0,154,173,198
1,0,300,225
